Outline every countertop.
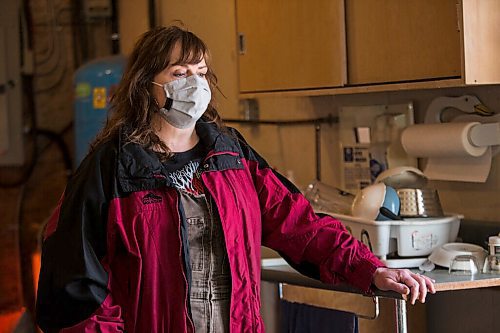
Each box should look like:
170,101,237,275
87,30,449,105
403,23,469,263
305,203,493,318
261,257,500,299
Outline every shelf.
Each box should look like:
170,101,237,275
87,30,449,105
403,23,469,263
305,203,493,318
239,78,465,99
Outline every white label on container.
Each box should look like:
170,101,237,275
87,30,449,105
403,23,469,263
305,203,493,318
412,231,438,250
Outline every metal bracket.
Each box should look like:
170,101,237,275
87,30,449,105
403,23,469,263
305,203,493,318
278,282,380,321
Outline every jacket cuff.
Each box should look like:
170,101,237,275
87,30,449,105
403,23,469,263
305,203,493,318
348,256,386,293
320,255,385,294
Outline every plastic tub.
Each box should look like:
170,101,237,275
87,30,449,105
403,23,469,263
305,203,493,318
324,212,462,267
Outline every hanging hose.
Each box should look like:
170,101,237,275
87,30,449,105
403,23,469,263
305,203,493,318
34,128,73,179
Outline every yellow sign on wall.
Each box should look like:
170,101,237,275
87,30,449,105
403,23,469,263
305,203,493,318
93,87,107,109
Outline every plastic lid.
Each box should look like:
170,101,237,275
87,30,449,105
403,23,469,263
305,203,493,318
488,236,500,245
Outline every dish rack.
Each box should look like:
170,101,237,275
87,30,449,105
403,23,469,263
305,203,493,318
325,212,462,268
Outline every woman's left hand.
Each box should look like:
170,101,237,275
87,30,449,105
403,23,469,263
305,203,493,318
372,267,436,304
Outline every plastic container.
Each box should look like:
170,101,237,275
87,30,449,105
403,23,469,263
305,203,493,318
74,55,126,166
325,212,462,268
482,234,500,274
488,235,500,255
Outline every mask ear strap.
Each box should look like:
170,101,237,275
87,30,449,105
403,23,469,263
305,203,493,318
164,97,173,110
152,81,173,110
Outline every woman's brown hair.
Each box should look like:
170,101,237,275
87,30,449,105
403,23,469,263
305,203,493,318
90,25,224,159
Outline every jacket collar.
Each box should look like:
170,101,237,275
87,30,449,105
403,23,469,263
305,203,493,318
116,120,242,193
196,120,241,155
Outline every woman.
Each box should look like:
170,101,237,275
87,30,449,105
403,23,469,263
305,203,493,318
36,26,435,333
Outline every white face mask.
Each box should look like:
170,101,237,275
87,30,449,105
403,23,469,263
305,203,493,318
152,74,211,129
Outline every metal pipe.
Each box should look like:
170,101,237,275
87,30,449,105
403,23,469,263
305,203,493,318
148,0,157,28
110,0,119,54
315,124,321,181
395,299,408,333
224,114,337,127
357,296,380,320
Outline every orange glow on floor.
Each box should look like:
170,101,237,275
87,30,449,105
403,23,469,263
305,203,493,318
0,253,43,332
32,252,41,294
0,309,25,333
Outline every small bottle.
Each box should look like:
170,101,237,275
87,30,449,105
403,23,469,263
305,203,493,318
488,235,500,255
484,235,500,272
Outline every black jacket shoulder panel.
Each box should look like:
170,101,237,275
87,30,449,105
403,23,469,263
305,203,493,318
36,137,119,330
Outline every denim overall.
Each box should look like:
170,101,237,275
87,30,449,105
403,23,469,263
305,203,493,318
179,192,231,333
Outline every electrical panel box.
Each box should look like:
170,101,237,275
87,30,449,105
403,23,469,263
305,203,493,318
0,0,24,166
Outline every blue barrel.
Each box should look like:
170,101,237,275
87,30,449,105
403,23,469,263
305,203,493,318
74,55,126,166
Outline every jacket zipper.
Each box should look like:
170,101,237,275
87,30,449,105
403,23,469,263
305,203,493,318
175,191,195,332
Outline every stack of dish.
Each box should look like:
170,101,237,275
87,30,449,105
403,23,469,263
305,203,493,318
375,166,444,218
342,166,462,268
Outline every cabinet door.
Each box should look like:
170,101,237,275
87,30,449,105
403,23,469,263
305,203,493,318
346,0,462,85
237,0,346,93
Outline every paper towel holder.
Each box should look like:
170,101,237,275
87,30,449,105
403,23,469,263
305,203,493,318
424,95,500,155
468,122,500,149
401,96,500,182
424,95,494,124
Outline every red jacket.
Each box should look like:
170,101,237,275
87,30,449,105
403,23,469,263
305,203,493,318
36,121,384,332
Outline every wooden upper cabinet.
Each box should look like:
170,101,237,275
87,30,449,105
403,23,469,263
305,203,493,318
345,0,462,85
236,0,346,93
237,0,500,97
461,0,500,84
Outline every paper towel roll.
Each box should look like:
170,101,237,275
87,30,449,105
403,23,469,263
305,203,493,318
401,122,492,182
424,148,492,182
401,122,487,158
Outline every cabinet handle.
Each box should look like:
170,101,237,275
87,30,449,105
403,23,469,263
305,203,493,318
455,2,462,32
238,33,246,55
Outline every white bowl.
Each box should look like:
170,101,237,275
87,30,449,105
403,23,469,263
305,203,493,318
375,166,427,189
351,183,385,220
428,243,487,272
352,183,400,221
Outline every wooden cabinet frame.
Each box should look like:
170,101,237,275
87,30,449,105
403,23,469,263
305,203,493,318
238,0,500,98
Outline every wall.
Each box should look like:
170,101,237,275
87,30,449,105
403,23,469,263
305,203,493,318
0,0,495,329
141,1,500,332
249,89,500,333
134,0,500,223
248,86,500,222
118,0,149,55
0,0,121,318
